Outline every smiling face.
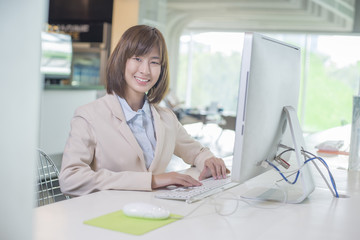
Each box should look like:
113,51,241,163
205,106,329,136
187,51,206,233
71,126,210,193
124,46,161,102
106,25,169,104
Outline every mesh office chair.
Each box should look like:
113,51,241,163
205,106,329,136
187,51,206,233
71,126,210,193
36,149,69,207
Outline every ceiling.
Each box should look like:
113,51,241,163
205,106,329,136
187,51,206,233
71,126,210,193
165,0,357,33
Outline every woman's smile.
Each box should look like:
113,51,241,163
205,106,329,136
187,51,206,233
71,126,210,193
134,76,150,84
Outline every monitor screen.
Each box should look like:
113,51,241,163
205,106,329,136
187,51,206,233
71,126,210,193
48,0,114,23
230,32,314,203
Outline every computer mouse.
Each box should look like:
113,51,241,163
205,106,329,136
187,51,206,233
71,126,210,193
122,202,170,220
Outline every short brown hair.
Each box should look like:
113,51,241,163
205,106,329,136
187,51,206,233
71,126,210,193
106,25,169,104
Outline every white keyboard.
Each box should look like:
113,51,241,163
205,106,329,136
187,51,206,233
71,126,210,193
155,176,239,203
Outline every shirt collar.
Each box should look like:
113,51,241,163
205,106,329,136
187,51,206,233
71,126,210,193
117,96,152,122
142,100,152,119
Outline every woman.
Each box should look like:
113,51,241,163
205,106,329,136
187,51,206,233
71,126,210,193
59,25,228,197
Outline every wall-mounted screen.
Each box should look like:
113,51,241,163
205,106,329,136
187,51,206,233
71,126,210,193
48,0,114,24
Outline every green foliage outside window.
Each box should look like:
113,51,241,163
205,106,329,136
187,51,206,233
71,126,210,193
302,53,357,132
177,42,241,113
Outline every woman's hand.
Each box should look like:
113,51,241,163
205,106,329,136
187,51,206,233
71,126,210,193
198,157,230,181
151,172,202,189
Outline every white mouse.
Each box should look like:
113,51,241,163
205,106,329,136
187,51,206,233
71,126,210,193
123,202,170,220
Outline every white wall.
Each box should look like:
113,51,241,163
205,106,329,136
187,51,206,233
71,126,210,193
39,90,99,155
0,0,46,239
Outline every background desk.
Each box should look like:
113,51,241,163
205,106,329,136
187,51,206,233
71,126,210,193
34,167,360,240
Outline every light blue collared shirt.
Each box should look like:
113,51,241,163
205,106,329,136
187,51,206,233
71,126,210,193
118,96,157,169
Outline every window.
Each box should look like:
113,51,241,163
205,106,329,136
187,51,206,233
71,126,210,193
300,35,359,132
176,32,360,132
177,32,244,114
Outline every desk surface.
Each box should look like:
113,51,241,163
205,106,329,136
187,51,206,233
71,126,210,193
34,170,360,240
34,126,360,240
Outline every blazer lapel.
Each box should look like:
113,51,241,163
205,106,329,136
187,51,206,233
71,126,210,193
104,94,146,169
149,105,165,172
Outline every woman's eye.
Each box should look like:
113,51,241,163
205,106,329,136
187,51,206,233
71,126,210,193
133,57,141,62
151,61,160,65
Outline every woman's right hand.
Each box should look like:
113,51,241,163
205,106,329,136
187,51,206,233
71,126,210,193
151,172,202,189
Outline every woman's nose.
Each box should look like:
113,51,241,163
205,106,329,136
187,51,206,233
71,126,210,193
139,61,150,74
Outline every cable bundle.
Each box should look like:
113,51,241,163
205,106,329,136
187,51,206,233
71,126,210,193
265,146,339,198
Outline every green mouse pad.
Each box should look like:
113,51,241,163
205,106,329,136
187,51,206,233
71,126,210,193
84,210,182,235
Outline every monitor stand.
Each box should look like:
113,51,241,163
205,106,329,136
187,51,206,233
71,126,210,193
241,106,315,204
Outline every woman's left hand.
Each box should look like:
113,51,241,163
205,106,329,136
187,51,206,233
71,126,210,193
198,157,230,181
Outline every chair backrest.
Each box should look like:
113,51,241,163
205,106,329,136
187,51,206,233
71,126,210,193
36,149,69,207
219,115,236,131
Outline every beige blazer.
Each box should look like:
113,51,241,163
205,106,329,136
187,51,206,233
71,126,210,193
59,93,214,196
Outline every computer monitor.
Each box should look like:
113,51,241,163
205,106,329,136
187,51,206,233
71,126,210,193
231,32,315,203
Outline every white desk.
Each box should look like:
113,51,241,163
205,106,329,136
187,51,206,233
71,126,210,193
34,126,360,240
34,169,360,240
